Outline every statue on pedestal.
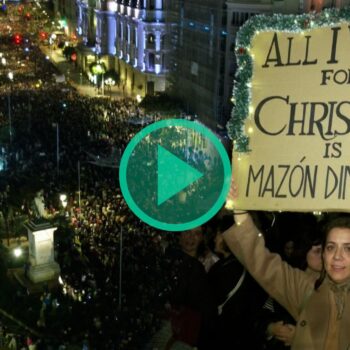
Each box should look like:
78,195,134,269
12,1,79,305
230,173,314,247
25,190,60,283
30,189,50,225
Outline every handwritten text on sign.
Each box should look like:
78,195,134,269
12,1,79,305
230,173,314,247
234,22,350,211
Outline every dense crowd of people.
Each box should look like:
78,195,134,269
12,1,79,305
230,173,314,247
2,2,350,350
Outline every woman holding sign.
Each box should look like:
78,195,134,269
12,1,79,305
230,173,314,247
224,182,350,349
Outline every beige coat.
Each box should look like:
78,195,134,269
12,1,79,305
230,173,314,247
223,216,350,350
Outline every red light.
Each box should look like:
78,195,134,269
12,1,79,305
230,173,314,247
39,32,47,40
25,12,31,20
13,34,22,45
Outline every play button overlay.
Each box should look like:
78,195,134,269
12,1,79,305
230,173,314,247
119,119,231,231
157,145,203,205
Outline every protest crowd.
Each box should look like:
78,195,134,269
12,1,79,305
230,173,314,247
0,2,348,350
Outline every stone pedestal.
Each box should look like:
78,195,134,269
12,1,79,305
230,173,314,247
24,220,60,283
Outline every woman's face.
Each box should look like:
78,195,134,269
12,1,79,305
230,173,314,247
179,227,203,257
306,244,322,273
323,227,350,284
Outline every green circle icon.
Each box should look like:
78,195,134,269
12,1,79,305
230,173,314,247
119,119,231,231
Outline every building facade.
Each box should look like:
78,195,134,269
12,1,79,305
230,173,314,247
168,0,227,128
53,0,350,126
53,0,79,38
74,0,173,97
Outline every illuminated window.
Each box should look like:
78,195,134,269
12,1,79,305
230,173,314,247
147,33,155,49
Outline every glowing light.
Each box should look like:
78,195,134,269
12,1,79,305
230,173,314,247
13,34,22,45
108,2,117,11
105,78,115,86
225,199,234,210
13,248,22,258
60,194,68,208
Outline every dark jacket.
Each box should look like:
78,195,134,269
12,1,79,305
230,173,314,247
207,254,267,349
166,247,214,349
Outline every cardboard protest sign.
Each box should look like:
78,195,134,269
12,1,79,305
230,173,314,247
229,9,350,211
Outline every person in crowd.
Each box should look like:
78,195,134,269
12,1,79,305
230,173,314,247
207,215,267,349
255,213,323,349
179,226,218,272
163,229,214,349
224,182,350,349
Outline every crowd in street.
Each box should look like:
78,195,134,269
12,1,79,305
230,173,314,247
2,3,349,350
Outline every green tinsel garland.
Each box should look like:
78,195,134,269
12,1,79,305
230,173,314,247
227,6,350,153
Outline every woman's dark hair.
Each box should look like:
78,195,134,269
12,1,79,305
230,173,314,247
314,214,350,290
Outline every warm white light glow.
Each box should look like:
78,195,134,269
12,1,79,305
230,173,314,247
225,199,234,210
13,248,22,258
60,194,68,208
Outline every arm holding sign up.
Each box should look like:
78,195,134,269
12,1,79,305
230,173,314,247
225,175,249,226
223,175,350,349
223,175,312,321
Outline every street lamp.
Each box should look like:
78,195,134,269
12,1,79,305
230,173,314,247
13,247,23,258
60,194,67,208
104,77,115,98
60,193,68,217
7,71,13,145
